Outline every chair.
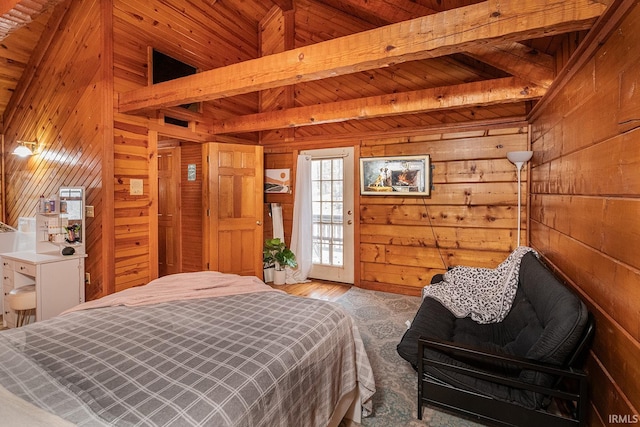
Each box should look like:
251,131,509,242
397,252,594,427
7,285,36,327
417,315,594,427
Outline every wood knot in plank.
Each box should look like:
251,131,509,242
386,45,396,52
490,11,501,18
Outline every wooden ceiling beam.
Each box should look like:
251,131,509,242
466,42,555,88
119,0,604,114
330,0,437,23
270,0,293,12
334,0,555,87
210,77,544,134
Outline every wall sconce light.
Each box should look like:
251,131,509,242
507,151,533,247
12,141,37,157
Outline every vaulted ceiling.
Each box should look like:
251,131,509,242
1,0,608,139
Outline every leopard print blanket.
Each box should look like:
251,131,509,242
422,246,538,324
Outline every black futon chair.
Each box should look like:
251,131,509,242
397,252,594,427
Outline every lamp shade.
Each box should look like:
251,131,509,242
12,145,34,157
507,151,533,164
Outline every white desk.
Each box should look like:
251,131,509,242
2,251,85,328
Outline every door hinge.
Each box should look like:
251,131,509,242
206,262,210,270
207,208,210,216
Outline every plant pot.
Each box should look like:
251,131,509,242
273,269,286,285
263,267,274,283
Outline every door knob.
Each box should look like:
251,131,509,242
256,221,262,226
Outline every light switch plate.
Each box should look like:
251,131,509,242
86,205,95,218
130,179,144,195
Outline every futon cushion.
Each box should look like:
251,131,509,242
397,252,589,409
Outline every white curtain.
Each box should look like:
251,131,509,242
286,154,313,284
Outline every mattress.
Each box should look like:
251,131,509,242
0,273,374,426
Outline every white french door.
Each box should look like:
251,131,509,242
303,147,354,284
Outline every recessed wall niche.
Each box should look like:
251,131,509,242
150,49,200,127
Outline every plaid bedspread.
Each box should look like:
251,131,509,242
0,291,374,426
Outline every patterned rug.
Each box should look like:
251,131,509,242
337,287,484,427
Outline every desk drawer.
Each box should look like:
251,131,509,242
3,272,13,287
14,261,36,277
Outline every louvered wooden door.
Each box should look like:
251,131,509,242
204,143,264,277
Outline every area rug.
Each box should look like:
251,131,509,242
337,287,484,427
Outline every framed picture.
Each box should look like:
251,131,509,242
360,155,431,196
264,168,291,193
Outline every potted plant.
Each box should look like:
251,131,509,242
263,238,297,285
263,247,276,283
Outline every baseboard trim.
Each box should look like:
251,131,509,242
357,281,422,297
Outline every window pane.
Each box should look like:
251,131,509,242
332,245,343,266
333,181,343,201
312,240,322,263
312,181,321,200
321,160,332,180
333,202,343,222
311,157,345,267
322,224,332,240
332,159,343,180
321,181,332,202
333,224,343,241
321,243,331,264
312,201,321,217
321,203,331,222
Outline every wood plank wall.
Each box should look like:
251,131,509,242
111,0,259,291
529,4,640,424
2,0,106,300
264,123,530,295
112,117,152,293
180,142,203,272
259,6,294,144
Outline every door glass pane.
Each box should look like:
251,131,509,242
312,161,321,180
312,157,344,267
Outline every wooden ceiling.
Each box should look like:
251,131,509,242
1,0,608,139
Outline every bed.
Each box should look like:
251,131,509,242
0,271,375,426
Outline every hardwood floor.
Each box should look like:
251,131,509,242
268,280,351,301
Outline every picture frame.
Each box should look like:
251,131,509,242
360,155,431,196
264,168,291,193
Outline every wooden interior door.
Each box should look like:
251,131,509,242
158,146,182,277
204,142,264,276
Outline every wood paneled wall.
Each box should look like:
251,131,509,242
529,4,640,425
112,117,152,293
264,123,530,295
180,142,203,272
111,0,260,291
2,0,107,301
2,0,261,297
360,126,529,295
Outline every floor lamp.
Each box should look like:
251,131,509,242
507,151,533,247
